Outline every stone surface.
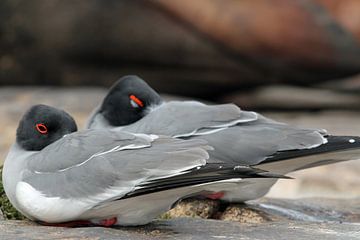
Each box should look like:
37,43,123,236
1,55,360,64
249,198,360,223
1,218,360,240
1,197,360,239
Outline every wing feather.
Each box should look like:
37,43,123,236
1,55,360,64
122,101,258,137
23,130,210,203
123,101,329,166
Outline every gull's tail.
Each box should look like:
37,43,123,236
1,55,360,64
256,136,360,174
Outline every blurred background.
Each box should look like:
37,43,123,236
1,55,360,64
1,0,360,199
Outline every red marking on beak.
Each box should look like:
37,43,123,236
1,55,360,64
130,95,144,107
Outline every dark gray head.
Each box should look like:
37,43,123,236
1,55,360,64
16,104,78,151
99,75,163,126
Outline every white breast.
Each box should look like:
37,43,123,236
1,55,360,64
16,181,90,223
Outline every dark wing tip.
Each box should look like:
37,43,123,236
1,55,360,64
120,164,285,199
262,135,360,164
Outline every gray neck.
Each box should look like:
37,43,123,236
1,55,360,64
2,143,37,216
86,102,163,130
86,112,113,130
85,104,113,130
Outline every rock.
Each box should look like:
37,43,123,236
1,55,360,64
219,204,270,223
162,199,220,219
1,218,360,240
2,0,360,98
162,197,360,224
151,0,360,82
162,196,360,224
320,74,360,92
223,85,360,110
152,0,360,66
0,0,248,98
249,198,360,223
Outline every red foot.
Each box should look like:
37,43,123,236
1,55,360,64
99,217,117,227
38,217,117,228
38,220,93,228
204,192,225,200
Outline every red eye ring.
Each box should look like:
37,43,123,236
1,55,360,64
35,123,48,134
129,94,144,108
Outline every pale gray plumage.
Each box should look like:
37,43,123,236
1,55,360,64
22,130,211,199
120,101,327,166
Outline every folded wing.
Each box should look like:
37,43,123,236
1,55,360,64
22,130,210,204
123,101,329,166
123,101,258,137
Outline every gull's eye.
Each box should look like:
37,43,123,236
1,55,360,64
35,123,48,134
129,94,144,108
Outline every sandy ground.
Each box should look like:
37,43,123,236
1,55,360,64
1,87,360,199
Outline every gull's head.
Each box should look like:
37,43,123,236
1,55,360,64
98,75,163,127
16,104,77,151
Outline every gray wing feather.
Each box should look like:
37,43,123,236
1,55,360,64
199,121,326,165
123,101,327,166
23,130,210,201
123,101,258,137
